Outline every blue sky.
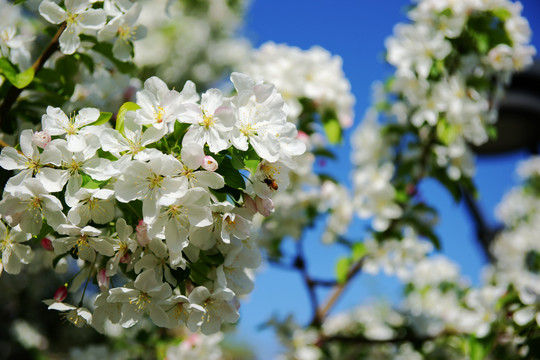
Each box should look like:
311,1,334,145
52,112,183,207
235,1,540,358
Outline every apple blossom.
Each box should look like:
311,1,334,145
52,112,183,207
39,0,106,55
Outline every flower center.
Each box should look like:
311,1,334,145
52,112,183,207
240,123,257,137
130,292,151,312
118,25,138,42
201,110,214,129
154,106,165,123
147,172,163,190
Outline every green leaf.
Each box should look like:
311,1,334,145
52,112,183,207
467,335,489,360
52,254,66,269
55,56,79,97
92,42,136,74
436,120,459,145
81,173,110,189
318,173,338,183
200,251,225,266
215,157,246,190
34,220,53,245
312,147,337,159
352,243,367,261
475,32,490,54
229,149,245,170
492,8,512,21
0,58,35,89
496,289,518,311
244,159,259,174
242,147,261,174
323,117,342,144
116,102,141,134
413,218,441,250
75,53,95,73
394,189,409,204
90,112,112,126
189,261,211,285
486,125,497,140
433,167,463,203
335,256,352,284
170,121,190,146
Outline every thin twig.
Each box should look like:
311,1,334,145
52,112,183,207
317,332,439,347
315,256,365,322
294,239,321,327
266,256,337,286
0,138,12,149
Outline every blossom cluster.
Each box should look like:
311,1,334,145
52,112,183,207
491,156,540,330
277,152,540,358
0,0,34,76
351,0,535,231
240,42,355,129
268,0,538,358
239,43,356,249
133,0,250,87
38,0,146,60
0,72,305,334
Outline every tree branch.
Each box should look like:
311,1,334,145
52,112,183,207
316,331,440,347
314,256,365,324
294,239,322,327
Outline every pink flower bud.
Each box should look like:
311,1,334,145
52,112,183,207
243,194,257,215
202,156,218,172
255,196,274,217
406,184,417,196
32,130,51,148
41,237,54,251
136,220,150,247
297,130,310,144
54,285,68,302
185,333,200,347
120,252,131,264
97,269,109,291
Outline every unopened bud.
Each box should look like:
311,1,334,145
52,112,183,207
97,269,109,291
41,237,54,251
136,220,150,247
202,156,218,172
120,252,131,264
406,184,417,196
54,285,68,302
32,130,51,148
255,196,274,217
186,333,200,347
297,130,310,144
243,194,257,215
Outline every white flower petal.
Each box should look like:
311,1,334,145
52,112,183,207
39,0,67,24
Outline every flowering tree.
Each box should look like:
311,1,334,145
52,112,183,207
0,0,537,359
